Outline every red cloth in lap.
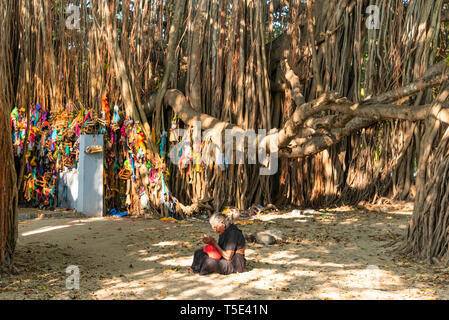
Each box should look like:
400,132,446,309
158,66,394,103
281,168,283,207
203,244,222,260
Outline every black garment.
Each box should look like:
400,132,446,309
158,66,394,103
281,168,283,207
191,224,246,275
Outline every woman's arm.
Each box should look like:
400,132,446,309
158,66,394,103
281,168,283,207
211,239,234,261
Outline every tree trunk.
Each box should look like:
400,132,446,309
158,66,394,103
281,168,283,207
0,102,18,270
0,0,18,271
400,85,449,264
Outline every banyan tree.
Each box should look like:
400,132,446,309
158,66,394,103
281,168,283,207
1,0,449,269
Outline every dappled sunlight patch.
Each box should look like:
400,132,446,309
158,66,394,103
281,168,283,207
242,269,294,290
21,225,74,236
292,219,310,223
285,258,342,268
254,214,302,222
68,217,105,224
159,256,193,267
339,220,358,225
301,261,346,269
313,283,424,300
139,252,177,262
123,269,158,279
172,281,236,299
312,266,413,299
20,217,112,237
264,250,301,264
196,283,239,298
243,248,258,256
389,211,413,216
94,279,148,298
152,241,182,247
135,249,150,256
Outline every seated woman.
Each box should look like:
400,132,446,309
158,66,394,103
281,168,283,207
190,213,246,275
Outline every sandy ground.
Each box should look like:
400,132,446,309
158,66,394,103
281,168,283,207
1,202,449,300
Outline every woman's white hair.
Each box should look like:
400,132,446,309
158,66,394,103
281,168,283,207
209,213,230,228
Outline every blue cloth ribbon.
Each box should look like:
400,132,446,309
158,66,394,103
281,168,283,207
109,209,128,217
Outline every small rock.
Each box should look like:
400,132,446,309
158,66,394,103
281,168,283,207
256,232,276,245
265,229,283,241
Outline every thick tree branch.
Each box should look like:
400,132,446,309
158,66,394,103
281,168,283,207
145,60,449,160
280,117,376,158
363,61,449,104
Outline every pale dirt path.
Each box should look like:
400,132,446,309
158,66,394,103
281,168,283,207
1,203,449,300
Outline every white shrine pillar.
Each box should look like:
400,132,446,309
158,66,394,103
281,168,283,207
76,134,104,217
